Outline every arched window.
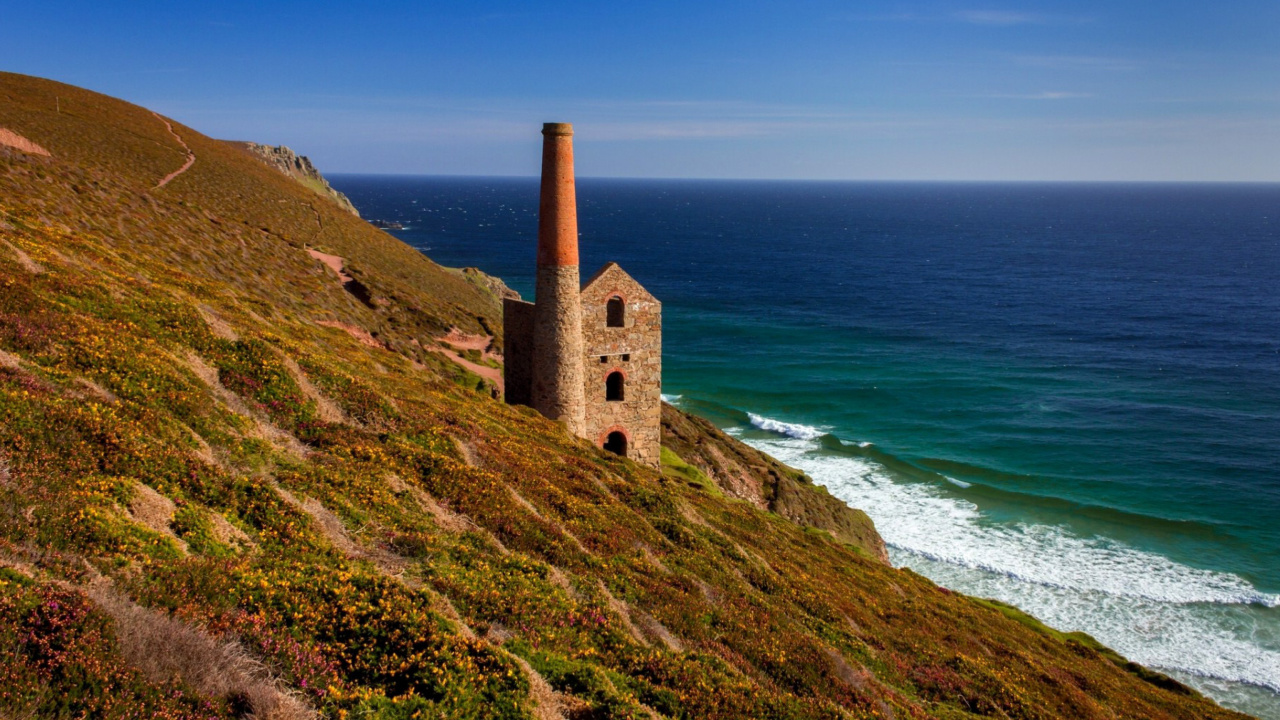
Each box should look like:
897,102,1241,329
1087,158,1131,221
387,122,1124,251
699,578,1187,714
606,297,625,327
604,431,628,457
606,371,625,401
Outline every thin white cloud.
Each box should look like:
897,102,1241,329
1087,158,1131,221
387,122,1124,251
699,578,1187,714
586,121,778,140
1038,115,1280,138
280,94,873,126
842,10,1091,26
954,10,1093,26
986,91,1094,100
956,11,1044,25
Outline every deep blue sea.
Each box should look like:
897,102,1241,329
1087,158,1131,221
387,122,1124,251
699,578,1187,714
331,175,1280,718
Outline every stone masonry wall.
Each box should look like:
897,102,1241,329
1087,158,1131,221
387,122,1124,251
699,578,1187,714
502,298,535,406
532,265,586,436
580,263,662,468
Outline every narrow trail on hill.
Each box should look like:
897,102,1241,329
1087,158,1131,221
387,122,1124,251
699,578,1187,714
307,247,378,311
307,248,355,286
151,112,195,189
437,329,504,390
0,128,50,156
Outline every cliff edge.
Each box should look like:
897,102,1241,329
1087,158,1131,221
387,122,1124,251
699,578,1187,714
661,403,889,563
229,140,360,217
0,71,1244,720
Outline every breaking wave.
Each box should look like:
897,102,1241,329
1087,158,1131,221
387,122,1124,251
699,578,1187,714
746,412,827,440
730,416,1280,706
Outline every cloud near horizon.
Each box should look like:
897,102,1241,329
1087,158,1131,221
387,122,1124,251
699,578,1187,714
955,10,1055,26
985,91,1095,100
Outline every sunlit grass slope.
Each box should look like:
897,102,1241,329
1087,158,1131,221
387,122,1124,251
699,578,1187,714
0,71,1250,719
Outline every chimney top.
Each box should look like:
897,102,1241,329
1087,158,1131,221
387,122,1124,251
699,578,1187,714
537,122,578,267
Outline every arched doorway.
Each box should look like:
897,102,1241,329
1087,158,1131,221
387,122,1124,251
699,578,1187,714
603,431,627,457
606,371,625,401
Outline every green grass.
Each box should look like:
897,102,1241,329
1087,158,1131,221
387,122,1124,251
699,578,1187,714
659,446,722,496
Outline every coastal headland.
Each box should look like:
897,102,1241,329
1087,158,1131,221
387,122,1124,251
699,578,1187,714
0,71,1253,718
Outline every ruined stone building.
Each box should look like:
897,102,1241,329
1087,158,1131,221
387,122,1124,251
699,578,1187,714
504,123,662,468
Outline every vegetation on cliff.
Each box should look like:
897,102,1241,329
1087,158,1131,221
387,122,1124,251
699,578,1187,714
659,405,888,564
0,71,1249,719
229,141,361,218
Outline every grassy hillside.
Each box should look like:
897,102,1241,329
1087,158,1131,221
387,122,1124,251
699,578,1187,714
0,71,1250,719
659,405,888,564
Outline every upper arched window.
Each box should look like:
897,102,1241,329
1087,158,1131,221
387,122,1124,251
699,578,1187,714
606,297,625,327
606,371,625,401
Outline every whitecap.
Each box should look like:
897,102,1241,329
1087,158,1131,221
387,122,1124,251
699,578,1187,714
661,394,683,403
746,412,827,441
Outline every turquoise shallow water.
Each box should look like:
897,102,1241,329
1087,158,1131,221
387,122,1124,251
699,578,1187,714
332,176,1280,717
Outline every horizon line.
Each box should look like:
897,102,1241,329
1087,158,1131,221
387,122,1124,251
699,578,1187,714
325,172,1280,185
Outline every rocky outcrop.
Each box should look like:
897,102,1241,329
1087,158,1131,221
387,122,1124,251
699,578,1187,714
462,266,521,302
232,141,359,217
661,403,890,563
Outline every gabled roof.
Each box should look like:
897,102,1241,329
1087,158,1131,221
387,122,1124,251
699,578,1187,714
581,261,621,289
580,262,657,303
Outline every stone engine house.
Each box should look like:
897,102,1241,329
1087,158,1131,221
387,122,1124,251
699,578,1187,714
504,123,662,468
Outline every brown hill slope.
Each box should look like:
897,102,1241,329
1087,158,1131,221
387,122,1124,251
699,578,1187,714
0,71,1250,719
0,72,504,357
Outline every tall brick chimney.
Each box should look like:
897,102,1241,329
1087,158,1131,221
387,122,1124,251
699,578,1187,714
531,122,586,435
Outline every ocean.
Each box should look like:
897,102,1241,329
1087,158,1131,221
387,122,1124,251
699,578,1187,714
330,175,1280,718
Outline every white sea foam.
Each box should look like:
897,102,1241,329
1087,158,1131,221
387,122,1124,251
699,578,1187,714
944,476,972,489
747,412,827,440
660,394,683,403
739,433,1280,702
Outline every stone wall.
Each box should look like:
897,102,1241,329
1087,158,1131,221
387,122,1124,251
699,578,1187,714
502,298,535,406
532,265,586,436
506,261,662,469
580,263,662,468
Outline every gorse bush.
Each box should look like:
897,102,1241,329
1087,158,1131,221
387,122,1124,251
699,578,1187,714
0,71,1249,719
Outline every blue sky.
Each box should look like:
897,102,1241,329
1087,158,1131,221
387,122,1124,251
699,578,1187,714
3,1,1278,180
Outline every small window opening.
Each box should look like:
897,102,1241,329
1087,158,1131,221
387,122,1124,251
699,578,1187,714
607,297,625,327
600,355,608,363
604,431,627,457
621,353,630,362
606,371,625,401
